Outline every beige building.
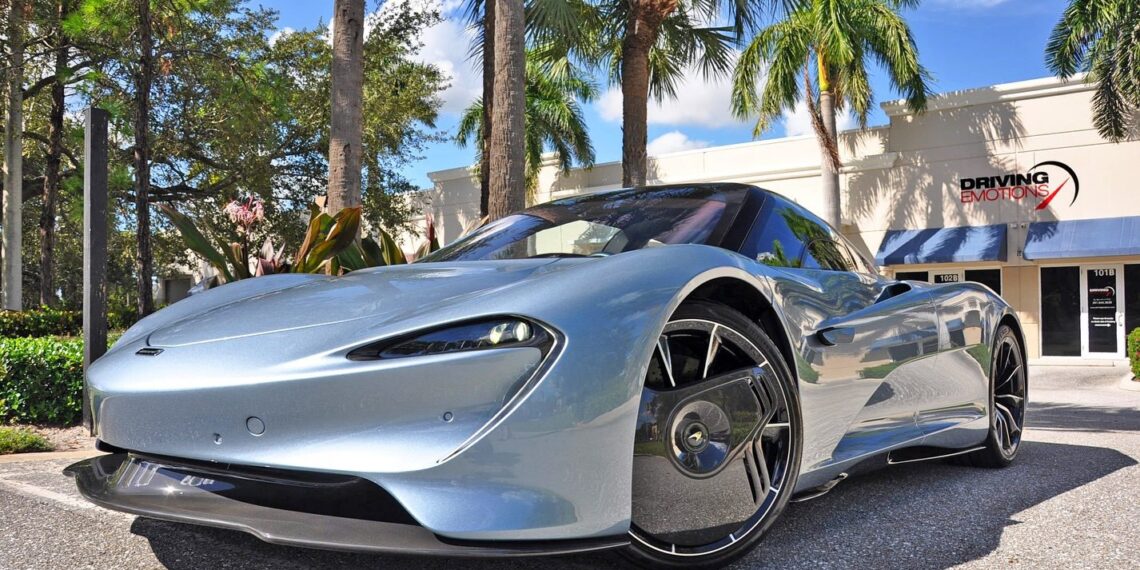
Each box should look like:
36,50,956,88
419,75,1140,363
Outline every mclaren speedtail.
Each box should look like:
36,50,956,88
68,184,1027,568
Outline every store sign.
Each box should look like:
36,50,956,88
959,161,1080,210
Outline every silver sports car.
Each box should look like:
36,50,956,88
68,184,1027,568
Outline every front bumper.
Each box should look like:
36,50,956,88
65,453,628,557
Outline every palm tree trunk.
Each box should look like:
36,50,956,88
817,54,841,229
620,8,657,188
479,0,495,217
328,0,364,214
2,0,24,311
487,0,525,220
134,0,154,317
40,0,67,308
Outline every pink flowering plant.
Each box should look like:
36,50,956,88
160,196,441,289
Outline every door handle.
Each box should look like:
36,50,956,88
817,327,855,346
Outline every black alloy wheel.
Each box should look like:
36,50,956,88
624,300,802,568
961,323,1027,468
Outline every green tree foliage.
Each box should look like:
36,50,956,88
456,50,596,195
1047,0,1140,141
3,0,446,311
730,0,929,227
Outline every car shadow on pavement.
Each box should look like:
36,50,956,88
130,400,1137,569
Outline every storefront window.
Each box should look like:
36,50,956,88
1041,266,1081,357
896,271,928,282
1126,264,1140,337
965,269,1002,295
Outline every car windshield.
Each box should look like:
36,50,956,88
421,187,738,262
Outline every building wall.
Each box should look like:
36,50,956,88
419,75,1140,362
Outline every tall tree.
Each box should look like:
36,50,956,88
132,0,155,316
328,0,364,214
1047,0,1140,141
487,0,526,220
40,0,71,307
3,0,25,311
530,0,744,188
732,0,930,229
457,50,596,195
480,0,494,216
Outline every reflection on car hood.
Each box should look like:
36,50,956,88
146,259,568,347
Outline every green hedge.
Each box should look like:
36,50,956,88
0,309,81,338
1129,328,1140,379
0,308,137,338
0,337,85,425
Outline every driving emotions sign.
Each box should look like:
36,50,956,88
959,161,1080,211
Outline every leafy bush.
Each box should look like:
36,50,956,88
0,426,53,454
0,337,85,425
0,308,81,338
1129,328,1140,379
0,308,137,339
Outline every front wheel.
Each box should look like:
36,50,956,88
623,300,802,569
960,323,1027,468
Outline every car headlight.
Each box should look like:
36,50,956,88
347,318,553,361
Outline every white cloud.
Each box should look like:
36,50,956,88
268,27,294,46
596,59,748,128
930,0,1010,8
647,131,710,156
781,100,858,138
417,17,481,116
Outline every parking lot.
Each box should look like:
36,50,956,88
2,366,1137,569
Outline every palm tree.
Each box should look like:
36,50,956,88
328,0,365,214
731,0,930,229
487,0,527,220
1047,0,1140,141
457,51,597,196
530,0,752,188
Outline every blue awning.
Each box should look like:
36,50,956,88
1023,216,1140,260
875,224,1007,266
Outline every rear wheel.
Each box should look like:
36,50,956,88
623,300,801,568
960,324,1027,468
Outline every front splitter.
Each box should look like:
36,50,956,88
65,453,628,558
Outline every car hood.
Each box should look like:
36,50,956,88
145,259,568,347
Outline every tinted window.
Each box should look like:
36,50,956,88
1127,264,1140,337
1041,266,1080,357
423,186,739,262
741,198,833,268
965,269,1002,295
896,271,928,282
802,239,855,271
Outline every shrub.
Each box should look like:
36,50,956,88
1129,328,1140,379
0,308,81,338
0,337,85,425
0,426,53,454
0,308,137,338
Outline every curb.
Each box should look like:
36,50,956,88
0,449,104,465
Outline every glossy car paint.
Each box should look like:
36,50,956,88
77,185,1020,551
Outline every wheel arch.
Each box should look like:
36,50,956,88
682,276,798,383
997,311,1028,368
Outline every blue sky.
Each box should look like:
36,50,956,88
259,0,1070,188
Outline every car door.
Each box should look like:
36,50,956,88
740,198,940,470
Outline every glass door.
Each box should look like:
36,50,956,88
1081,265,1125,358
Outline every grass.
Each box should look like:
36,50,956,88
0,426,54,455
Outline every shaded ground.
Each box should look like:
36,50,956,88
1,365,1136,569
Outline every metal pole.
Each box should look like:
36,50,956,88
83,107,109,433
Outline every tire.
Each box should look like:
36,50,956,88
958,323,1027,468
622,300,802,569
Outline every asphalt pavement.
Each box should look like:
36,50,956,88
1,365,1137,569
